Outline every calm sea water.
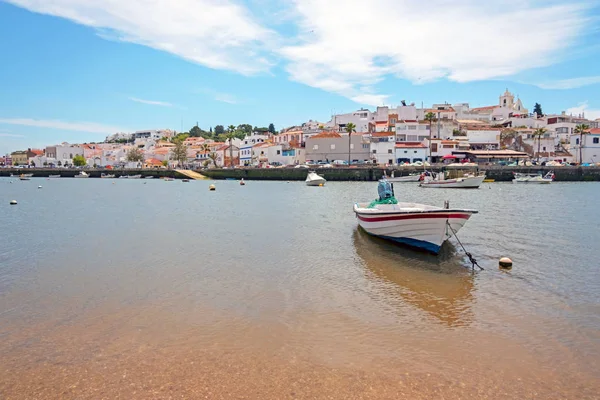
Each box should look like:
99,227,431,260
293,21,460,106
1,177,599,398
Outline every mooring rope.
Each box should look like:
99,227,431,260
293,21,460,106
446,221,484,272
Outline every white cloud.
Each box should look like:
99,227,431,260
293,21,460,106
0,118,126,134
280,0,590,105
198,88,239,104
566,102,600,120
129,97,172,107
6,0,276,75
0,133,25,138
535,76,600,90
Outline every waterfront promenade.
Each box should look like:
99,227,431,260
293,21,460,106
2,166,600,181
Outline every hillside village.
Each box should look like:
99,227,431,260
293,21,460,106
4,90,600,168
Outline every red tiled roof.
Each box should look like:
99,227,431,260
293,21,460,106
311,131,342,139
30,149,44,156
145,158,162,165
375,121,388,125
395,142,427,148
589,128,600,134
470,105,497,112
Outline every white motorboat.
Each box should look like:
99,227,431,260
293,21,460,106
48,174,61,178
354,180,478,254
74,171,89,178
306,171,326,186
512,171,554,184
145,176,154,179
19,174,31,181
386,172,422,183
119,175,128,179
101,173,115,178
128,174,142,179
163,177,175,181
420,171,485,189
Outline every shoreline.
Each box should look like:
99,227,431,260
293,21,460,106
2,166,600,181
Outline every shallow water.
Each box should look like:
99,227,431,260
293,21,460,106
1,177,599,398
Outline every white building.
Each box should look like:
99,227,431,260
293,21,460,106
44,143,85,166
395,120,430,142
133,129,172,141
370,132,396,165
466,128,501,150
570,129,600,164
266,144,306,165
395,142,427,164
239,134,270,166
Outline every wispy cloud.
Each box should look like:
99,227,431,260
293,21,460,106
129,97,173,107
0,133,25,138
279,0,591,105
0,118,126,134
5,0,594,106
534,76,600,90
5,0,275,75
566,102,600,120
198,88,240,104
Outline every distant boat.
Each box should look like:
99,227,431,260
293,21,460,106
420,171,485,189
101,173,115,178
164,177,175,181
48,174,61,178
386,173,421,183
145,176,155,179
182,179,190,182
74,171,89,178
119,175,128,179
128,174,142,179
306,171,326,186
240,178,246,186
19,174,31,181
512,171,553,184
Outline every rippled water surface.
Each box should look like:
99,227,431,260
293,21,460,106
1,177,599,399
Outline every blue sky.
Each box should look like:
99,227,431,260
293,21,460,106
1,0,599,155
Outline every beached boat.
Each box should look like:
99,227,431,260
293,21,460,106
306,171,326,186
48,174,61,178
354,180,478,254
512,171,553,184
101,173,115,178
74,171,89,178
420,171,485,189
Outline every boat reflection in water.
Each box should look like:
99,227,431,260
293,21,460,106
353,228,475,327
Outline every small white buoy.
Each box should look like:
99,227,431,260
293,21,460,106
209,184,216,191
10,200,17,205
499,257,513,269
38,185,42,189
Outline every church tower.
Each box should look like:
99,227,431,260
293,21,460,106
499,88,514,108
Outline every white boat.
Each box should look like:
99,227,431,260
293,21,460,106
119,175,128,179
48,174,61,178
101,173,115,178
306,171,326,186
512,171,554,184
145,176,155,179
74,171,89,178
164,177,175,181
386,172,422,183
420,171,485,189
128,174,142,179
354,180,478,254
20,173,33,178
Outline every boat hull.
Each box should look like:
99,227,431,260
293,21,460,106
420,175,485,189
387,174,421,183
306,172,326,186
512,178,551,184
354,206,476,254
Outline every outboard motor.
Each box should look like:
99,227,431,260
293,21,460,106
378,179,394,201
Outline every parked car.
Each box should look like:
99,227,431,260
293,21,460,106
294,164,309,169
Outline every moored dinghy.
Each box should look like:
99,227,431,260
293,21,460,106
354,179,478,254
306,171,326,186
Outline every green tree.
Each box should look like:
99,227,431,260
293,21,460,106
345,122,356,165
268,123,276,134
254,126,269,134
574,124,589,163
172,133,189,143
214,125,225,135
126,147,144,163
162,160,168,167
189,125,202,137
43,161,48,167
171,138,188,167
72,154,87,167
227,125,237,168
208,152,218,168
533,103,543,116
532,128,547,161
424,112,436,162
237,124,253,135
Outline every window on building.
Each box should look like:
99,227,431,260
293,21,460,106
404,150,408,154
414,151,418,153
594,137,599,144
313,145,319,150
432,143,438,152
390,118,397,124
388,149,392,154
362,144,369,149
330,144,335,150
388,159,393,164
542,147,546,151
576,138,580,145
408,126,417,130
277,150,281,155
372,149,377,154
350,144,354,150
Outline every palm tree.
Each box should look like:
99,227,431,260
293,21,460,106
424,112,436,162
345,122,356,165
208,152,218,168
532,128,547,162
574,124,589,164
227,125,237,168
